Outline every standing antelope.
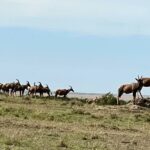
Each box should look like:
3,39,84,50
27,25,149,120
42,84,52,97
133,76,150,100
1,83,10,94
19,81,31,96
2,79,21,96
29,82,44,97
137,76,150,87
117,77,143,105
14,81,31,96
0,83,3,93
35,82,44,97
28,82,37,96
55,86,74,98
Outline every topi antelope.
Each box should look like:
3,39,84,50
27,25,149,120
41,84,52,97
2,79,21,96
36,82,44,97
28,82,37,96
0,83,3,93
28,82,43,97
136,76,150,87
12,79,21,96
14,81,31,96
1,83,10,94
117,77,143,105
55,86,74,98
21,81,31,96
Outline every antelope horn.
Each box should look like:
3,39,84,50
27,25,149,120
16,79,19,82
16,79,20,84
38,82,43,87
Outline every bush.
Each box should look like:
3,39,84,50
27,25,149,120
95,92,117,105
119,99,128,105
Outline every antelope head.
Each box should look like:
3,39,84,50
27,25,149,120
135,75,143,85
27,81,31,87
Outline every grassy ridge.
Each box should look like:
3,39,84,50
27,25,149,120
0,95,149,150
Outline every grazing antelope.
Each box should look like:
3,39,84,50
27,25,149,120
55,86,74,98
118,77,143,105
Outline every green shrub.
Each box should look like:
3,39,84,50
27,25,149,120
119,99,128,105
95,92,117,105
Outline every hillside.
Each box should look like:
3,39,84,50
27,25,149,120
0,94,150,150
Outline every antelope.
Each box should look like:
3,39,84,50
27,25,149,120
2,79,20,95
21,81,31,96
14,81,31,96
55,86,74,98
0,83,3,93
1,83,10,94
28,82,37,96
41,84,52,97
137,76,150,87
117,77,143,105
13,79,22,96
29,82,43,97
35,82,44,97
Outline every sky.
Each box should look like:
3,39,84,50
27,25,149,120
0,0,150,94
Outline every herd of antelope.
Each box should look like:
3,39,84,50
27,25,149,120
118,76,150,105
1,76,150,105
0,79,74,98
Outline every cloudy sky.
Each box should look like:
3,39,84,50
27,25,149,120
0,0,150,94
1,0,150,36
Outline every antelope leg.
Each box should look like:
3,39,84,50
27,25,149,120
139,91,144,99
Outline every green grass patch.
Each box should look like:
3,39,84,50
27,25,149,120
0,94,149,149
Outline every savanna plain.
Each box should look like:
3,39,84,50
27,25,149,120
0,94,150,150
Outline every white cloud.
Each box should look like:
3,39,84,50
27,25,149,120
0,0,150,36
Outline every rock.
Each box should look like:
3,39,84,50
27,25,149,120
136,98,150,108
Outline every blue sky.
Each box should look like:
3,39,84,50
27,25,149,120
0,0,150,94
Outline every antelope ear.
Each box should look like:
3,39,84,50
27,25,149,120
135,78,138,81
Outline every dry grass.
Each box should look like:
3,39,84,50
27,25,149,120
0,94,149,150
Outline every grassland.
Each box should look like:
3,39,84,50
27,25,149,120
0,94,149,150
